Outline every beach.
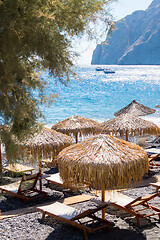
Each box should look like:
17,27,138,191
0,165,160,240
0,64,160,239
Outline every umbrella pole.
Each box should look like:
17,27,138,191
75,133,78,144
0,144,2,173
101,182,105,220
126,130,129,141
38,155,42,191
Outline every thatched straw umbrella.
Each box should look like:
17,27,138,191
57,134,148,219
101,113,160,141
114,100,156,117
51,115,101,143
19,127,72,189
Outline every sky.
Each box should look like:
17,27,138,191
75,0,153,65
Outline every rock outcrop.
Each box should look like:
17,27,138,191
91,0,160,65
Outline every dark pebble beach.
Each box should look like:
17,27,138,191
0,165,160,240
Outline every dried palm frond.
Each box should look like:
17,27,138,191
52,115,101,143
114,100,156,117
57,134,148,190
101,113,160,139
19,127,72,161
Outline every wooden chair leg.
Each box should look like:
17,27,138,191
136,215,140,225
42,212,46,220
83,229,88,240
155,187,159,193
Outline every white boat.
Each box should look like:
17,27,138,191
104,69,115,74
96,67,104,71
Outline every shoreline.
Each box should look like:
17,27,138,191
44,111,160,129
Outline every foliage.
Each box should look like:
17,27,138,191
0,0,115,160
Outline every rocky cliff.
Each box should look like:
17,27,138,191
91,0,160,65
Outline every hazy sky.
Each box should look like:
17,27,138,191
75,0,153,65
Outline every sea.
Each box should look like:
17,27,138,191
1,65,160,154
39,65,160,128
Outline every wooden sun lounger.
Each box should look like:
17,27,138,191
146,148,160,155
3,163,35,174
150,182,160,193
0,194,93,220
148,153,160,167
45,172,63,186
37,201,113,240
0,173,47,203
93,190,160,225
45,173,91,191
42,159,58,168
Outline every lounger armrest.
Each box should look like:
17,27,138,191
71,204,110,221
126,193,159,207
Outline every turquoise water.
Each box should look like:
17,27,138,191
40,65,160,127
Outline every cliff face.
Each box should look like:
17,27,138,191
91,0,160,65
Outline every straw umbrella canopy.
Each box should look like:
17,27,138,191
51,115,101,143
19,127,72,189
114,100,156,117
57,134,148,219
155,105,160,108
20,127,72,159
101,113,160,141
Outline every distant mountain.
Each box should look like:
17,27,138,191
91,0,160,65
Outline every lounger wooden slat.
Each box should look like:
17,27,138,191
62,194,93,205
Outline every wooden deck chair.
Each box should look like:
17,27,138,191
0,173,47,203
92,190,160,225
147,135,160,148
150,182,160,193
37,201,113,240
3,163,35,174
136,136,148,147
42,159,58,168
149,153,160,168
45,173,91,191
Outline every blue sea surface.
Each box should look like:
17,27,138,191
39,65,160,127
